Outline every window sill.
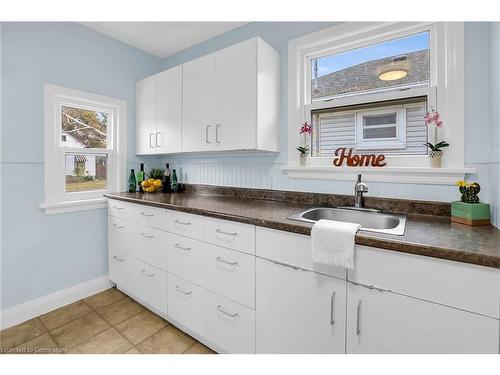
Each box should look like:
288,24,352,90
282,166,475,185
39,198,108,215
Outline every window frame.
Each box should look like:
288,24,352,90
286,22,472,183
41,84,127,214
355,106,406,151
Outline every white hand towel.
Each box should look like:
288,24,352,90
311,219,361,269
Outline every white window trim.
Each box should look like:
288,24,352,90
41,84,127,214
355,106,406,150
286,22,474,184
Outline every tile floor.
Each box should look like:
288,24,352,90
0,288,216,354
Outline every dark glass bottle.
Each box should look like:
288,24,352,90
137,163,145,192
171,169,179,192
162,163,171,193
128,169,136,193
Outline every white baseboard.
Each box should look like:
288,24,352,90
0,276,114,330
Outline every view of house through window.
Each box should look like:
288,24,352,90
311,97,428,157
61,106,109,192
311,31,430,101
309,31,430,157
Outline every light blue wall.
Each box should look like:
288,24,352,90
158,22,498,225
489,23,500,226
0,22,162,309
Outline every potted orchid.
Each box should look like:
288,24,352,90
424,108,449,168
297,122,312,166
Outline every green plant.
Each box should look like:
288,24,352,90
148,168,164,180
423,141,449,151
296,145,310,154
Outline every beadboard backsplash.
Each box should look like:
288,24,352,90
160,157,488,203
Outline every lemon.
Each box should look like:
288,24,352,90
153,180,162,187
141,180,150,188
145,186,156,193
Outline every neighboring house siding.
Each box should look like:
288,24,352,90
312,101,428,156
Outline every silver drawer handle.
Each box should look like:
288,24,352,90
175,285,192,295
216,229,238,236
356,300,362,336
112,206,124,210
141,269,155,278
216,305,238,318
174,220,191,226
216,257,238,266
330,291,336,325
112,223,125,229
140,233,155,239
175,244,191,251
112,255,124,262
140,212,154,217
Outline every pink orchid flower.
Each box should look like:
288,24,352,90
424,109,443,127
300,122,312,134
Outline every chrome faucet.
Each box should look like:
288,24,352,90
354,174,368,208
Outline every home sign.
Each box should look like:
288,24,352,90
333,147,387,167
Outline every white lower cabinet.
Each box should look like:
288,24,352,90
256,257,346,354
108,200,500,354
168,273,255,353
346,283,499,354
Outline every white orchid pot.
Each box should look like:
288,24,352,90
299,153,309,167
429,150,443,168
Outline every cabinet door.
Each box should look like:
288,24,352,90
214,39,257,151
182,53,216,152
156,66,182,153
256,258,346,354
136,75,157,155
346,283,499,354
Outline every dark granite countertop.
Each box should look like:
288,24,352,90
104,190,500,269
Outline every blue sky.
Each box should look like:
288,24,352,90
313,32,429,77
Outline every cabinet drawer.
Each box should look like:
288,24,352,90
349,246,500,319
167,233,255,308
167,274,204,335
167,210,204,240
109,250,135,294
256,227,346,279
129,257,168,316
204,217,255,255
108,199,131,219
109,216,167,270
108,199,167,229
202,289,255,353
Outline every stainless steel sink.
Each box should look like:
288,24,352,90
289,207,406,236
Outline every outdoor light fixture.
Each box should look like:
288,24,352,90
378,55,409,81
378,69,408,81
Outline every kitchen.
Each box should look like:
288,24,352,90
1,2,499,372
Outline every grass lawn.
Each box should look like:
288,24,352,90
66,179,107,192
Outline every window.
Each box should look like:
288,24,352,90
311,98,427,156
42,84,127,214
287,22,469,183
311,32,430,101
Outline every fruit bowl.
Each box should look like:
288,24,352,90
141,178,163,193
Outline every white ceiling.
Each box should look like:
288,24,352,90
81,22,247,58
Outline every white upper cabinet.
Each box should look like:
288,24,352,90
213,38,257,151
136,66,182,154
182,53,216,152
156,66,182,153
136,75,157,155
136,37,279,155
183,37,279,153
